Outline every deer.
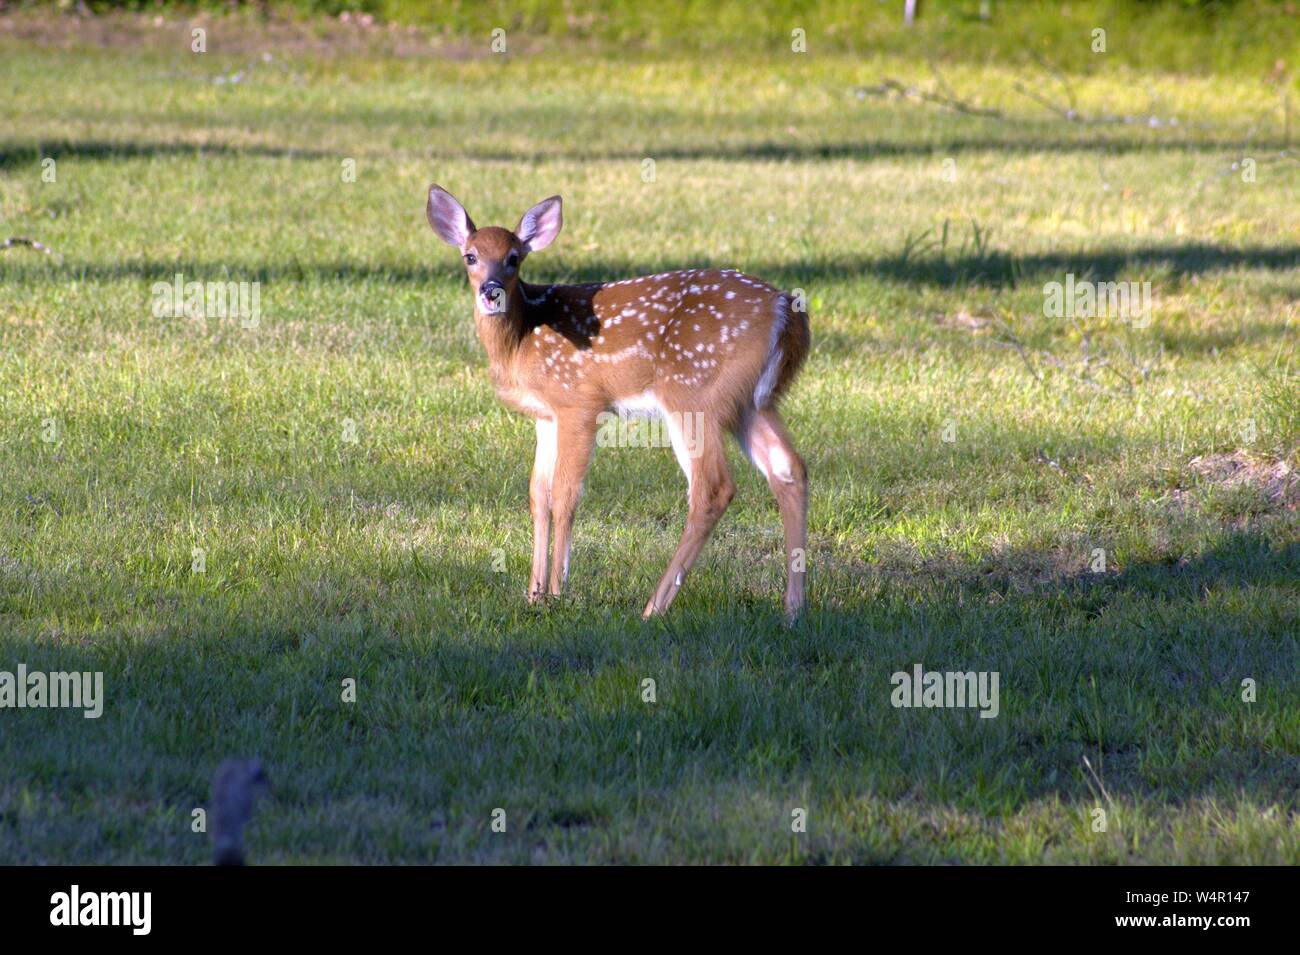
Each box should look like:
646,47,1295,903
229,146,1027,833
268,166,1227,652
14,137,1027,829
426,185,810,619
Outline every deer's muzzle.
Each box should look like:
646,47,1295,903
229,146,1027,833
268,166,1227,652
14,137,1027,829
478,281,507,315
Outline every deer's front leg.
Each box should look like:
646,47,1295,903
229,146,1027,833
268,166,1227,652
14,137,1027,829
528,418,557,603
547,415,598,597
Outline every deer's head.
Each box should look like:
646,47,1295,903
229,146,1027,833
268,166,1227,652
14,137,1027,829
426,185,563,316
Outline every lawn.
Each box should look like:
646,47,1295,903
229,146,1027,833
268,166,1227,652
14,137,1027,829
0,7,1297,864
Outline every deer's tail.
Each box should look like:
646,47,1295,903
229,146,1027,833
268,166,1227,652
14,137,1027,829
754,292,810,409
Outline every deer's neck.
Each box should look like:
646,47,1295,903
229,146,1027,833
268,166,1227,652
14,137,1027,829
474,287,531,383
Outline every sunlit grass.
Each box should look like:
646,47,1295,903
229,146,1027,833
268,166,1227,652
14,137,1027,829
0,15,1296,863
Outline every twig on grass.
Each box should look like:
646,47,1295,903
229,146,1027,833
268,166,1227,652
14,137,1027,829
854,76,1005,119
984,311,1154,397
986,329,1045,383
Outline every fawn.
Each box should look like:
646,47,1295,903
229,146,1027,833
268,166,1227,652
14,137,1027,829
427,185,810,618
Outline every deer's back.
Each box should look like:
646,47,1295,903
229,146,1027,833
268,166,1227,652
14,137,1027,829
516,269,797,419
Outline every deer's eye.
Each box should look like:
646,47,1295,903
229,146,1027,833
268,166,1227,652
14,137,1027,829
505,253,519,270
463,252,477,266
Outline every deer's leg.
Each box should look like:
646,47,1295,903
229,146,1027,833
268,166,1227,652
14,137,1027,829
528,417,557,603
738,408,808,620
548,415,598,596
643,416,734,617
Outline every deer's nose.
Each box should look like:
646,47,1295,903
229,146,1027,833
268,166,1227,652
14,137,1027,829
478,280,506,314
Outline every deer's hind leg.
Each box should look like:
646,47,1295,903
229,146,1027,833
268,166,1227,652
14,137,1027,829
643,411,734,618
737,407,807,620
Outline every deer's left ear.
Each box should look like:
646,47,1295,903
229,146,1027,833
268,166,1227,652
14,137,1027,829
516,196,562,253
427,185,476,248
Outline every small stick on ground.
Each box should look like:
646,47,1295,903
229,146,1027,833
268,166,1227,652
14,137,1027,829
211,758,269,866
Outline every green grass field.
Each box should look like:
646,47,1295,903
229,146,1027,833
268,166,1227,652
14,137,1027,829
1,6,1297,864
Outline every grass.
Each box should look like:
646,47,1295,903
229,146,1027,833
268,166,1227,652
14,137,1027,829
73,0,1300,74
0,8,1297,864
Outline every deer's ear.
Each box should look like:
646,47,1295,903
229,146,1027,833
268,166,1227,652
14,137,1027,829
516,196,562,253
427,185,476,248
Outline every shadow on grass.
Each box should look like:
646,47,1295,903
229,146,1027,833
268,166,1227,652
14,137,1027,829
1,529,1295,851
0,125,1287,172
0,139,337,170
423,133,1292,163
4,243,1300,291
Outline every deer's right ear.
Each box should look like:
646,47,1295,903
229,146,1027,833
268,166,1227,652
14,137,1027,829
516,196,562,254
427,185,476,248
